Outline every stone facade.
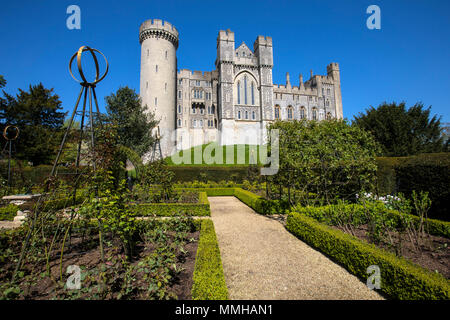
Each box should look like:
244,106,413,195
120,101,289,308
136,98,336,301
139,19,343,158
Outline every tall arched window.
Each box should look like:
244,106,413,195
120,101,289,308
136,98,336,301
287,106,293,120
237,81,241,104
274,105,280,120
300,107,305,119
251,82,255,105
252,111,256,120
245,110,248,119
326,112,332,120
177,119,181,127
238,110,241,119
312,108,317,120
244,75,248,105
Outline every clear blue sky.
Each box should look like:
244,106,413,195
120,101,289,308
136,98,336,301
1,0,449,122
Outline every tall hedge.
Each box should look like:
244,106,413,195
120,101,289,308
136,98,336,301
376,153,450,221
168,166,249,183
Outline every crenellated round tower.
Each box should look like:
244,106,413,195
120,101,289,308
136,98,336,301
139,19,179,159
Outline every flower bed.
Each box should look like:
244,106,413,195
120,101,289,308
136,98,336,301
286,211,450,300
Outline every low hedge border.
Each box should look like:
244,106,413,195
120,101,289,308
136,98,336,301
135,191,211,217
233,188,289,215
286,211,450,300
178,187,289,215
0,204,19,221
294,203,450,239
191,219,228,300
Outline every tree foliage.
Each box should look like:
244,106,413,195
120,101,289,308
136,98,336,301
0,83,66,165
0,75,6,88
353,102,444,156
267,119,379,204
105,86,158,157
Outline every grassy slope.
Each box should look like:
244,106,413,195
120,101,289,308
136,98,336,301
166,144,267,167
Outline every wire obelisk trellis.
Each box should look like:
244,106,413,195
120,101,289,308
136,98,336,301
150,126,163,162
11,46,109,282
51,45,109,179
2,125,19,188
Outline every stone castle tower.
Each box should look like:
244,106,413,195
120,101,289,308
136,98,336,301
139,19,343,159
139,19,179,158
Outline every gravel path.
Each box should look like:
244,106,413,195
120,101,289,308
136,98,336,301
209,196,384,300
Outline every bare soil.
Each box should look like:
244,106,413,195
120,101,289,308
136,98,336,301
333,224,449,278
0,230,199,300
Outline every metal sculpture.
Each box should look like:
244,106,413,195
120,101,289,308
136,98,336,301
2,125,19,187
51,46,109,177
150,126,163,162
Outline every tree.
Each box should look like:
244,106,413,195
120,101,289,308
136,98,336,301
353,102,444,156
0,83,66,165
0,75,6,88
105,86,158,156
267,119,379,204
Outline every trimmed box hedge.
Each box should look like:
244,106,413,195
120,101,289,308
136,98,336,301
0,204,19,221
233,188,289,215
286,211,450,300
191,219,228,300
376,153,450,221
134,191,211,217
294,203,450,239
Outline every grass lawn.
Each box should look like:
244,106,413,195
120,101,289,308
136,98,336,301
166,143,268,167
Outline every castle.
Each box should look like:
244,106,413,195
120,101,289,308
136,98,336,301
139,19,343,159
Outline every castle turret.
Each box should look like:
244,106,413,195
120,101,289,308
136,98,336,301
253,35,273,142
327,62,343,119
299,74,304,90
216,29,235,145
286,72,291,89
139,19,179,159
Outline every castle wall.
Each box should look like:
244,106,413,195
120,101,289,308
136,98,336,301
139,20,343,160
139,19,178,159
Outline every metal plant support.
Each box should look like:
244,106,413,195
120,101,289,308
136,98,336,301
51,46,109,178
11,46,109,282
150,126,163,162
2,125,19,188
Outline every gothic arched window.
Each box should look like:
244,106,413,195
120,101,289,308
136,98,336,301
274,105,280,120
287,106,293,120
300,107,305,119
245,110,248,119
238,110,241,119
251,82,255,105
326,112,332,120
312,108,317,121
237,81,241,104
244,75,248,105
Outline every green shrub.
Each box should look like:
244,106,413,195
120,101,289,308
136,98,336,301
178,188,236,197
234,188,289,215
376,153,450,221
286,211,450,300
0,204,19,221
191,219,228,300
135,192,210,217
293,202,450,238
169,166,249,183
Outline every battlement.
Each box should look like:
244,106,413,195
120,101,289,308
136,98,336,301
254,35,273,49
177,69,215,80
140,19,179,37
218,29,235,42
139,19,179,47
327,62,339,73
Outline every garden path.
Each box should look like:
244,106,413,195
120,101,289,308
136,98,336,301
208,196,384,300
